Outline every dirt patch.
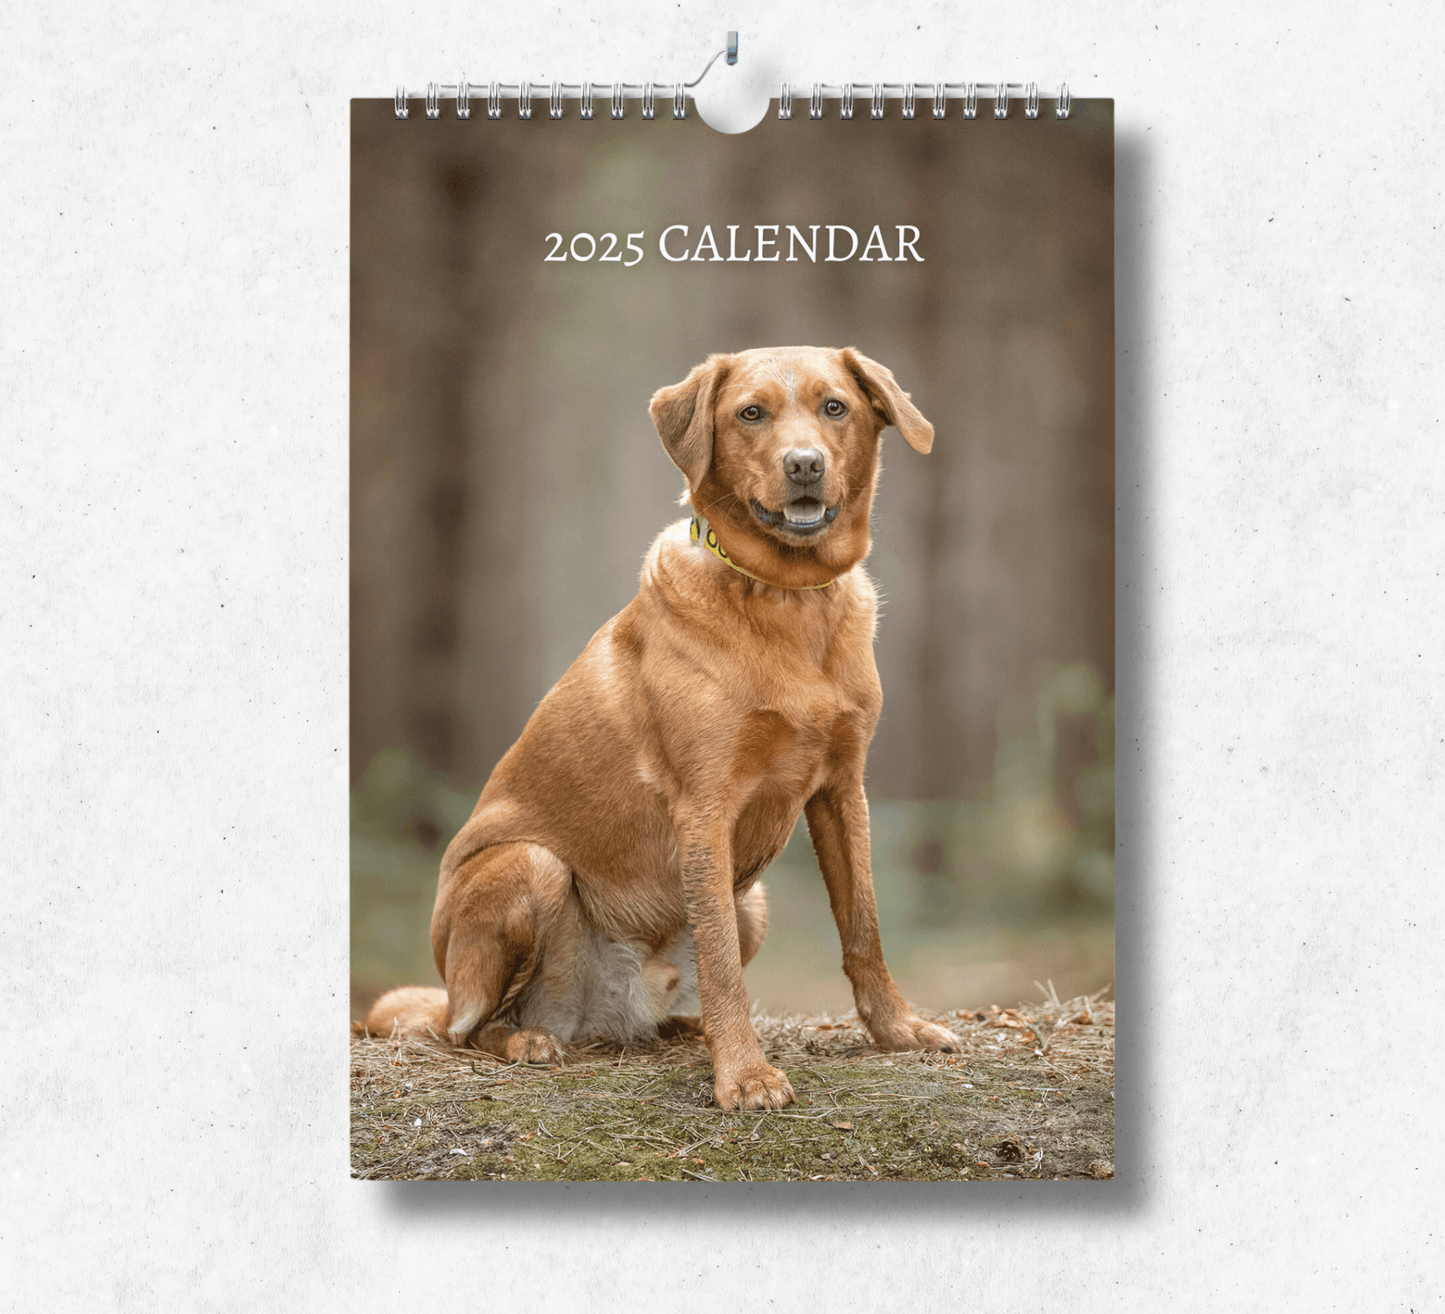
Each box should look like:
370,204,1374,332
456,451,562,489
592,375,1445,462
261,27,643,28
350,988,1113,1182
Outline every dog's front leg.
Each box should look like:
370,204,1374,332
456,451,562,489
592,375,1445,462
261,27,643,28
678,823,795,1111
805,782,959,1054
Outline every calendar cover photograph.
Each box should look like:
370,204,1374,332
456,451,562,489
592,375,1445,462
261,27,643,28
349,91,1115,1181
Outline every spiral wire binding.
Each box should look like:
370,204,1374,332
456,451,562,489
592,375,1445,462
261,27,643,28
394,34,1073,125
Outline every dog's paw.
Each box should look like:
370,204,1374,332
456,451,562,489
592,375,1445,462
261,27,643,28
869,1014,960,1054
908,1018,960,1052
500,1027,565,1065
715,1062,796,1111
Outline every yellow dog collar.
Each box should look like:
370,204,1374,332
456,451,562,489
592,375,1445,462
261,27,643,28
689,512,832,590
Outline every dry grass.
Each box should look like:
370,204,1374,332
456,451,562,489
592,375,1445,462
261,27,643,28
350,985,1114,1182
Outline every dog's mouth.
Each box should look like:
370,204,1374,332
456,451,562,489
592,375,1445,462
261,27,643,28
750,497,839,538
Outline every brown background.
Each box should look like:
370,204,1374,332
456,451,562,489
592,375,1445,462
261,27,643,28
351,97,1114,1011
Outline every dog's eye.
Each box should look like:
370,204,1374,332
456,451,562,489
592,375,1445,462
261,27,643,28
739,405,764,422
824,399,848,418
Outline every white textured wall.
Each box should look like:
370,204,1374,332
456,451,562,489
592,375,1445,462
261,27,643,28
2,1,1442,1309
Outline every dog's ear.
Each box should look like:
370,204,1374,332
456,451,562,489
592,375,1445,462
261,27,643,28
650,355,730,488
841,348,934,454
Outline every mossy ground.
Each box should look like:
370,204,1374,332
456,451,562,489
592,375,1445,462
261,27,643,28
351,990,1113,1182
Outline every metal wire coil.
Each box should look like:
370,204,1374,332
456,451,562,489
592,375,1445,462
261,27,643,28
392,80,1074,123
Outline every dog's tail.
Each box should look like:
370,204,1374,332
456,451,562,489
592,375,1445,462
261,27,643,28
356,985,450,1041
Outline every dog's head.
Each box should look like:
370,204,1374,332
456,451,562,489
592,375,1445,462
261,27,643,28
649,346,933,588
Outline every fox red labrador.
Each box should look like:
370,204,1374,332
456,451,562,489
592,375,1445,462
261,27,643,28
365,345,958,1110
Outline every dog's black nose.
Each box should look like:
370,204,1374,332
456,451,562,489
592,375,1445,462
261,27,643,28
783,448,826,485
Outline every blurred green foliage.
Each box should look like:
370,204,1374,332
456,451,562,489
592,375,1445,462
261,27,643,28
351,662,1113,989
350,750,477,988
882,662,1115,929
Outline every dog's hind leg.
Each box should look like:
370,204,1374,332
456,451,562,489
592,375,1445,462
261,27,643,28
735,882,768,968
430,841,572,1061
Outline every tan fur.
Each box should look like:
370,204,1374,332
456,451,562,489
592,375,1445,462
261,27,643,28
364,346,956,1111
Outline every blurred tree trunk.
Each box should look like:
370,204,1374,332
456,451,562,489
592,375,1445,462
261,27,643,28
351,101,1113,801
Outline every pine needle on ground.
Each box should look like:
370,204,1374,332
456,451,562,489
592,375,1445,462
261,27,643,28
350,990,1114,1182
